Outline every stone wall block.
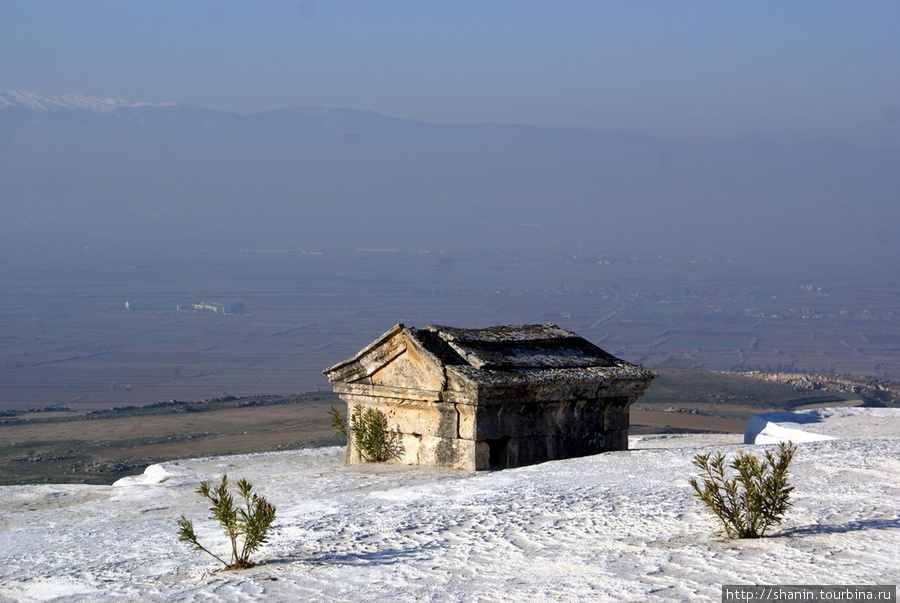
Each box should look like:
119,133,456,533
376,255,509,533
383,401,457,438
603,397,632,430
605,428,629,451
418,435,480,470
457,404,476,440
473,440,490,470
395,433,420,465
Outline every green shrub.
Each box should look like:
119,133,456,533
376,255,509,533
689,441,795,538
330,404,401,462
177,475,276,570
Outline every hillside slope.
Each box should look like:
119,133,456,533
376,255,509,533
1,408,897,602
3,92,898,264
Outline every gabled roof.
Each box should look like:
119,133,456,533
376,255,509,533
415,323,619,371
324,323,655,391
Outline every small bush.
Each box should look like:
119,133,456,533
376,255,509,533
689,441,795,538
177,475,276,570
330,404,402,462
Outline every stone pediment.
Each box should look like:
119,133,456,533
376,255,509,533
368,339,445,392
323,324,447,394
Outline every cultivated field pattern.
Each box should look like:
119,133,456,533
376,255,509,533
2,249,897,413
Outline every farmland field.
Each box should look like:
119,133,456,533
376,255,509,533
0,392,343,485
0,368,869,485
1,248,898,414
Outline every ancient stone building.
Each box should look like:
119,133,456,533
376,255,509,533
323,323,655,470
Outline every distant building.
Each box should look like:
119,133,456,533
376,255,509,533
126,300,239,314
324,323,655,470
191,302,227,315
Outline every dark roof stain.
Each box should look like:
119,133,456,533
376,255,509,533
416,323,618,371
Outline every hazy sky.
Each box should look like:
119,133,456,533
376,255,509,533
2,1,899,147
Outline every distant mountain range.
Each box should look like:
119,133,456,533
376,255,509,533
0,90,177,113
2,91,898,265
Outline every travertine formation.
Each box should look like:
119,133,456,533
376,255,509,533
323,323,655,470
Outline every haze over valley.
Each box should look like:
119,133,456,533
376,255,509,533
2,90,898,265
1,92,898,412
2,3,899,413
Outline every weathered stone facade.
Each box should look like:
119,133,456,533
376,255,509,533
323,323,655,470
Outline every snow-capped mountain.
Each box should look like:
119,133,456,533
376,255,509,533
0,90,175,114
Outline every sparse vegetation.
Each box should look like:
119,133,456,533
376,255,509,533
0,391,342,486
0,373,861,484
690,441,795,538
177,475,276,570
330,404,402,462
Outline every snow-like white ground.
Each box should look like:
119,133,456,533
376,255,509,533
745,407,900,444
1,408,898,602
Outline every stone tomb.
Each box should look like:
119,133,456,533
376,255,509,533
323,323,655,470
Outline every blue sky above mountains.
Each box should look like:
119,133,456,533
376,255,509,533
2,1,899,147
